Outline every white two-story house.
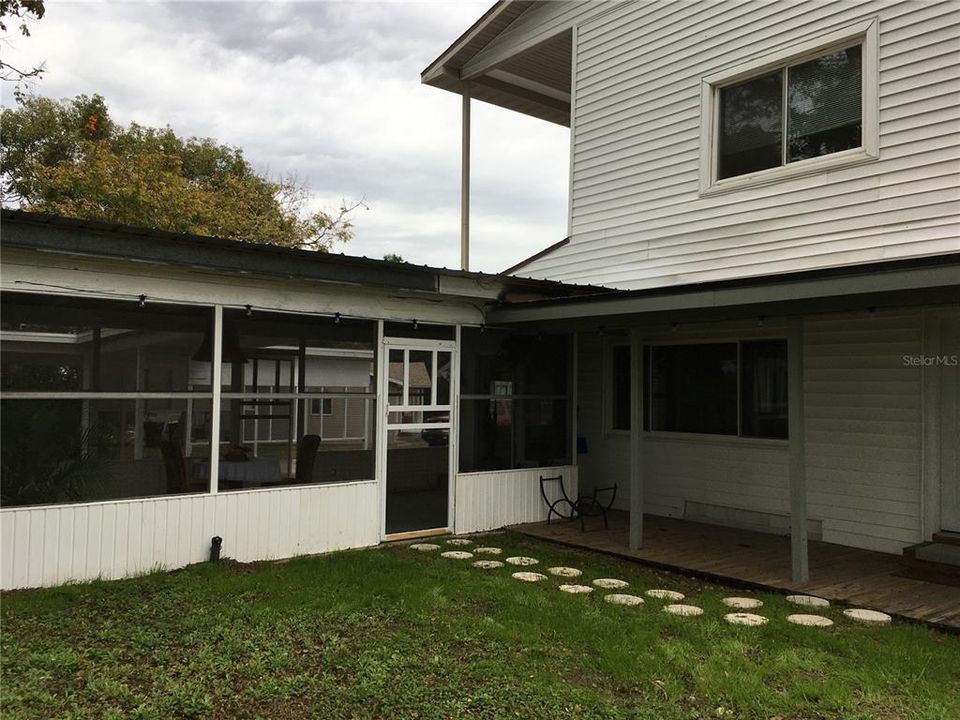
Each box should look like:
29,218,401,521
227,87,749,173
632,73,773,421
423,0,960,583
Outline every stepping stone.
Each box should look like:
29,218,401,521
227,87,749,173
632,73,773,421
786,595,830,608
440,551,473,560
512,571,547,582
548,566,582,577
472,560,504,569
787,614,834,627
664,604,703,617
474,547,502,555
446,538,472,546
559,584,594,594
843,608,892,625
604,593,644,607
645,589,684,601
724,612,768,626
410,543,440,552
592,578,629,589
723,596,763,610
505,556,539,566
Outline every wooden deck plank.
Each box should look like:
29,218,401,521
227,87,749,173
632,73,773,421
514,512,960,631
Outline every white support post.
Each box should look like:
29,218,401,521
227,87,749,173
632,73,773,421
460,81,471,272
208,305,223,494
629,327,644,549
449,325,462,532
788,317,809,582
375,319,387,539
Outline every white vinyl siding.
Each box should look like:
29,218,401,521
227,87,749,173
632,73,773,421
575,309,927,555
0,480,379,590
510,0,960,289
453,465,577,533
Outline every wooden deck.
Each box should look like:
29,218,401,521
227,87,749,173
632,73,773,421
515,511,960,631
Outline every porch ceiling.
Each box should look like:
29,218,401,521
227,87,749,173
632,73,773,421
422,2,572,126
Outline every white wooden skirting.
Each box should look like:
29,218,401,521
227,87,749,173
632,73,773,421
0,480,379,590
454,466,578,534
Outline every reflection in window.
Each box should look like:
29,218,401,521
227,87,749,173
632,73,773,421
647,343,739,435
719,70,783,179
717,43,863,180
788,46,862,162
740,340,788,439
644,340,789,439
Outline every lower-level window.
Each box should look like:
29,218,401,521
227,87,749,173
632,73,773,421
645,339,788,439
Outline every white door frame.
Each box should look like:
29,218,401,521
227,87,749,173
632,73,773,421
921,308,960,538
378,332,459,539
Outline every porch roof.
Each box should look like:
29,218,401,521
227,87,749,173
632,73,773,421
0,209,605,303
488,252,960,328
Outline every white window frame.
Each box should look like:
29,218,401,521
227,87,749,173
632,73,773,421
311,397,333,416
699,18,879,196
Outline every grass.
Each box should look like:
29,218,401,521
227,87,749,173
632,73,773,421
2,531,959,720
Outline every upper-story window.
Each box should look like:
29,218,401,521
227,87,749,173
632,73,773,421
718,45,862,179
700,20,878,194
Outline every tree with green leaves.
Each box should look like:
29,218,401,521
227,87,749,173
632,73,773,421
0,0,45,81
1,92,364,250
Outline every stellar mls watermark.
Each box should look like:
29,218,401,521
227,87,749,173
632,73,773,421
902,354,959,367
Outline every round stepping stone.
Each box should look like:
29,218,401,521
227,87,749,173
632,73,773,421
505,556,539,566
787,614,834,627
724,612,768,626
843,608,892,625
512,571,547,582
440,551,473,560
559,584,594,594
473,547,502,555
723,596,763,610
548,566,582,577
664,604,703,617
472,560,504,569
592,578,629,589
604,593,644,607
645,589,684,601
410,543,440,552
446,538,472,546
786,594,830,608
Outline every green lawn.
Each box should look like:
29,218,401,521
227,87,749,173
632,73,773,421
3,532,959,720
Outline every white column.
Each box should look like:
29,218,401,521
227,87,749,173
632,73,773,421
629,327,644,549
208,305,223,494
375,319,387,539
460,81,471,272
571,331,578,469
788,317,809,582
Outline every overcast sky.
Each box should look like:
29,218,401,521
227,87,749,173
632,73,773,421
1,0,570,273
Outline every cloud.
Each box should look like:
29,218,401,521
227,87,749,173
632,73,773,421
2,0,570,272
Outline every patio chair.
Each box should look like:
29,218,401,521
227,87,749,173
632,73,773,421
576,485,618,531
295,434,321,484
539,474,578,524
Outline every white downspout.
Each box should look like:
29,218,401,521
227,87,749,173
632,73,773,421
461,81,471,272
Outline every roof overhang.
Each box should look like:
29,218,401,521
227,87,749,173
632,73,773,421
1,209,605,304
422,1,571,126
487,254,960,330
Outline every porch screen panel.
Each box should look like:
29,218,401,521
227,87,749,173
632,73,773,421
0,292,213,507
458,328,571,472
218,310,377,490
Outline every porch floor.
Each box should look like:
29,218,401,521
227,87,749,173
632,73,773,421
514,511,960,630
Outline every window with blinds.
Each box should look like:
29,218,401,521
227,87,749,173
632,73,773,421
717,44,863,180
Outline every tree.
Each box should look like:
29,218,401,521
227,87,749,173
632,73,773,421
1,92,364,250
0,0,45,81
383,253,405,263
